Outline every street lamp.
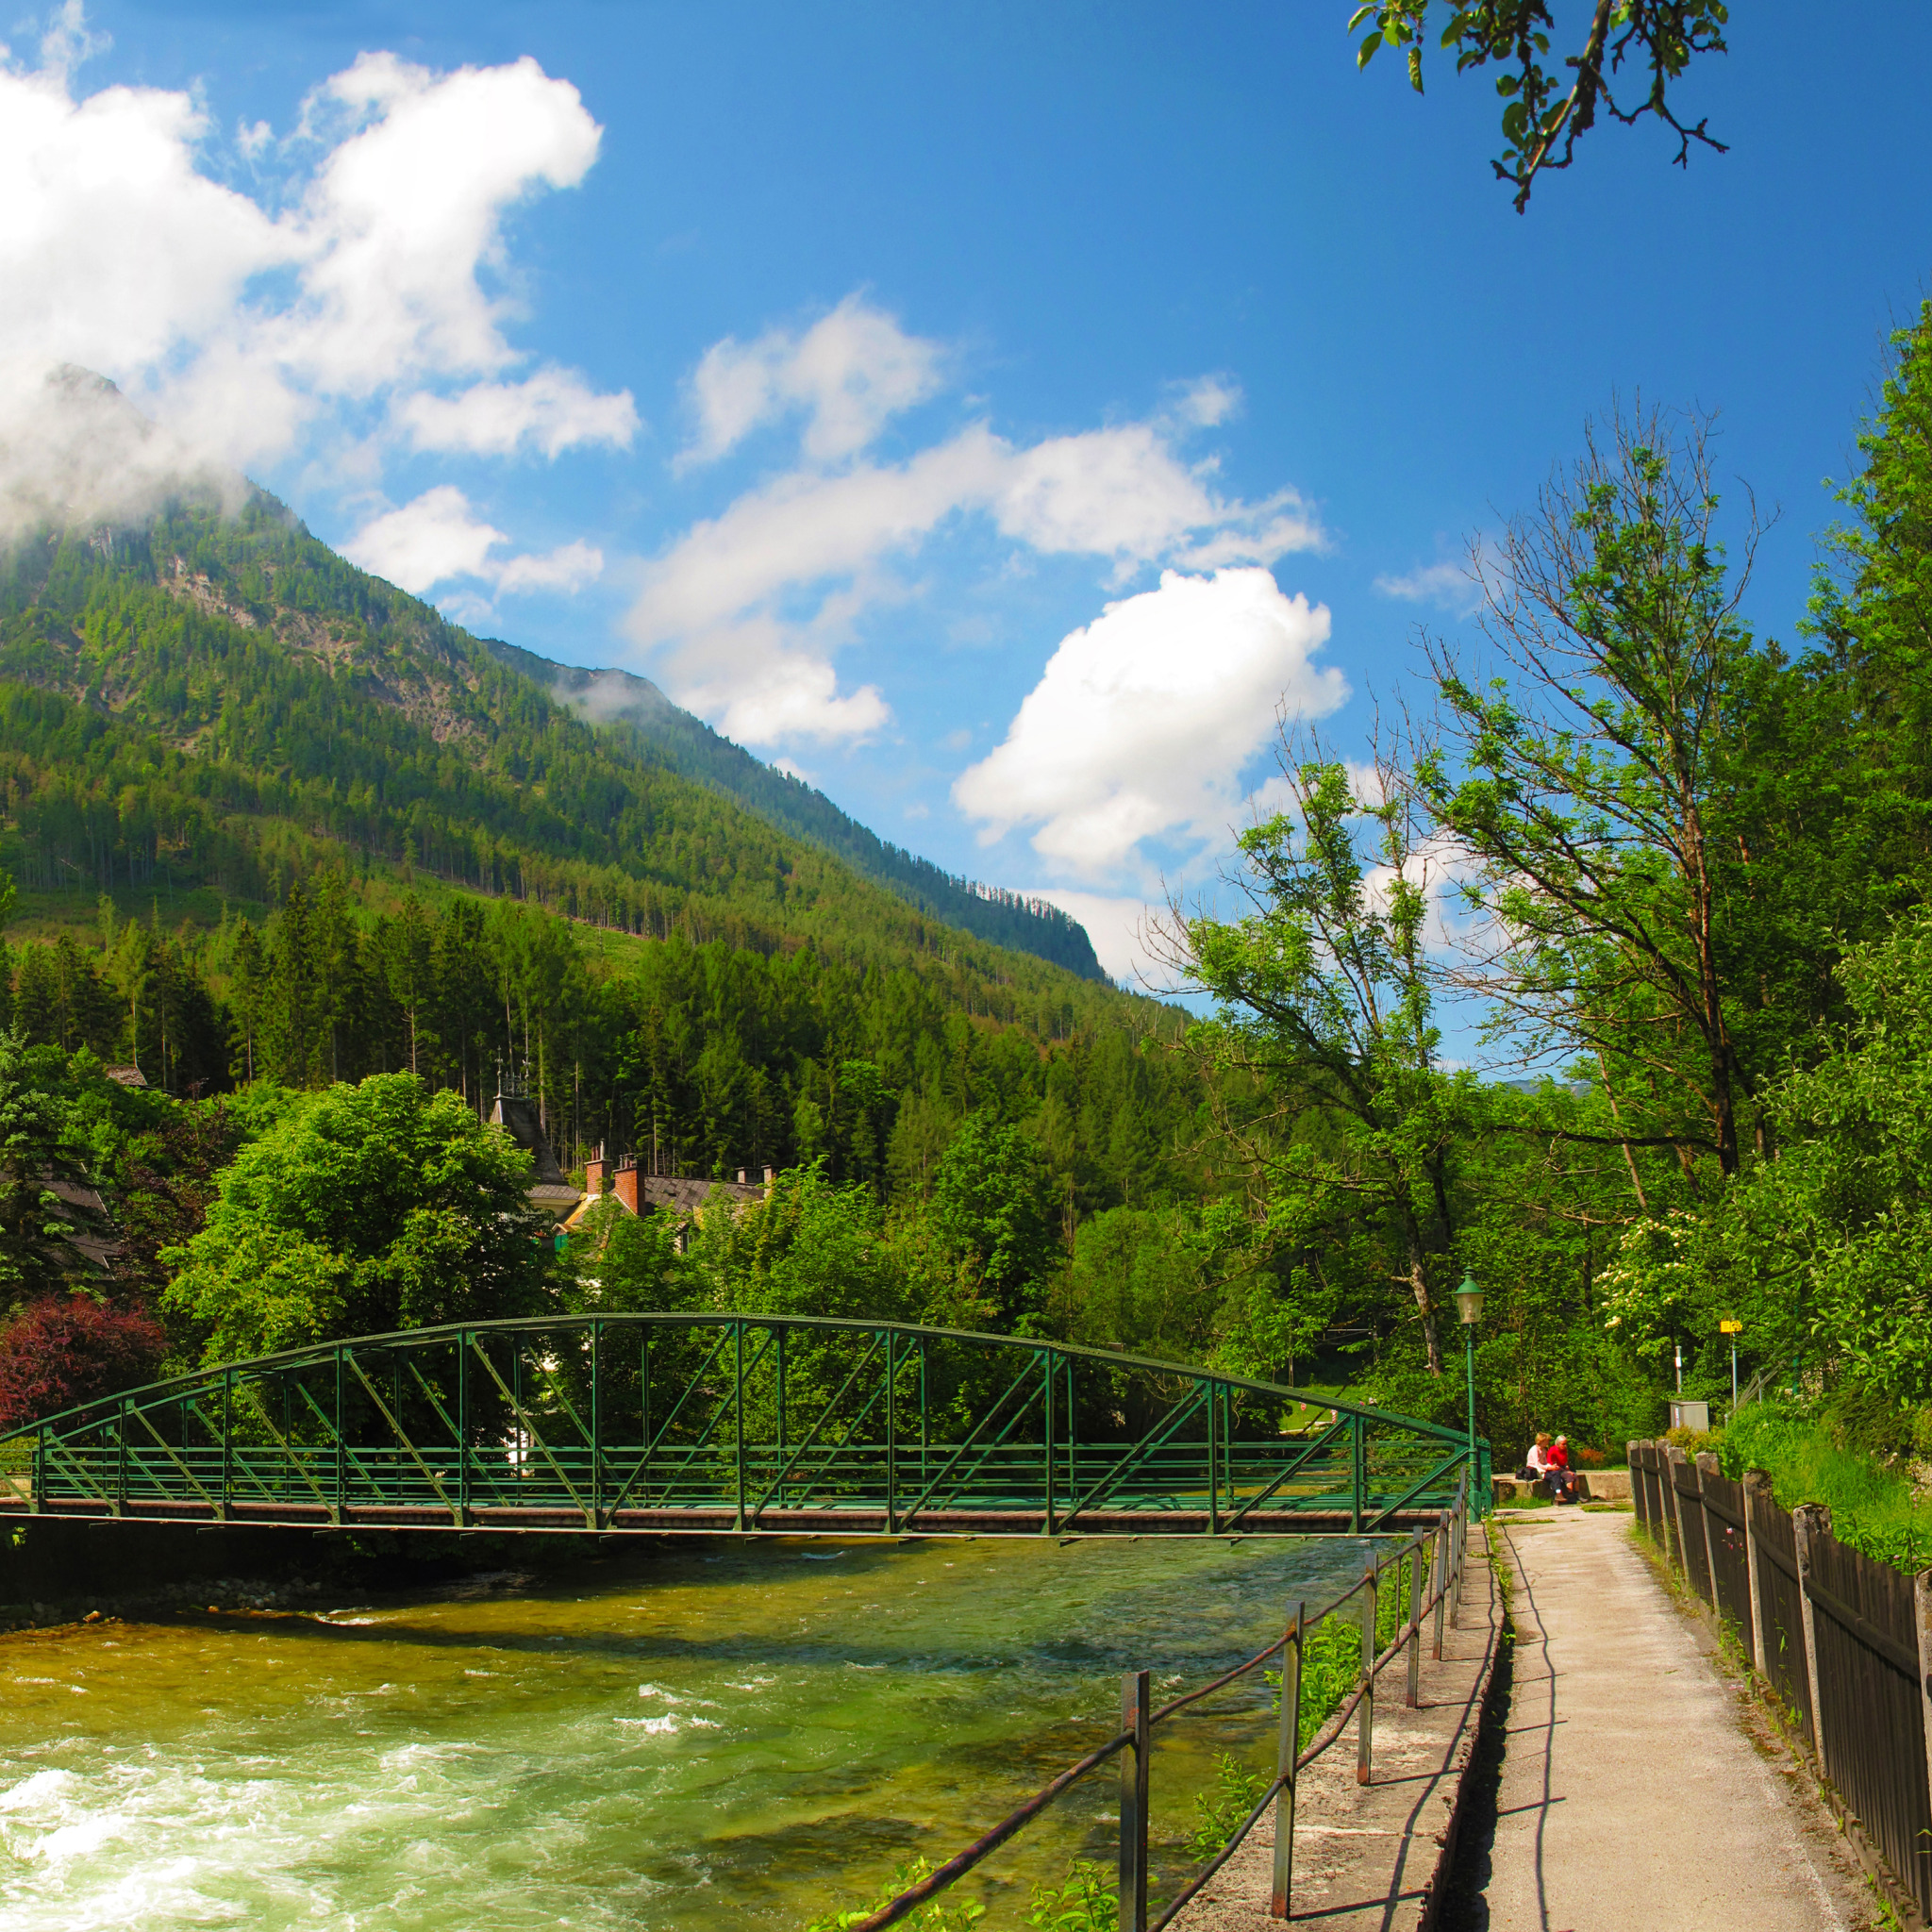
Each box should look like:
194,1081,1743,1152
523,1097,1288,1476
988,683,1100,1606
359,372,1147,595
1456,1272,1484,1462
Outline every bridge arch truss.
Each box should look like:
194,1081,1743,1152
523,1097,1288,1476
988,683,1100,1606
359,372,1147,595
0,1314,1488,1537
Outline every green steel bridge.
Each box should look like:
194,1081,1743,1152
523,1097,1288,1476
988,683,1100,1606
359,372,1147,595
0,1315,1489,1538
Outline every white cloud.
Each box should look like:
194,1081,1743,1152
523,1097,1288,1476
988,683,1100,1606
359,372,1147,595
1026,889,1163,985
0,19,628,548
1166,375,1241,429
494,538,603,594
1374,544,1496,615
628,360,1322,743
344,486,502,592
397,366,638,458
344,485,602,598
679,651,890,747
953,568,1346,876
679,294,945,469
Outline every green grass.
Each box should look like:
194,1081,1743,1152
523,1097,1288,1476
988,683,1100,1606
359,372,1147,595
1722,1404,1932,1572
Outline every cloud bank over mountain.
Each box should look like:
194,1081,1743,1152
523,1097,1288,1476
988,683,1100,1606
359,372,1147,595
0,14,632,558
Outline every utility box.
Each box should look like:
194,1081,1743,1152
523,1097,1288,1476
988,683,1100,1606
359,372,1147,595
1668,1398,1710,1433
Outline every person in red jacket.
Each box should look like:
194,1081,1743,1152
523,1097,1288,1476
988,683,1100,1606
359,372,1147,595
1546,1435,1580,1504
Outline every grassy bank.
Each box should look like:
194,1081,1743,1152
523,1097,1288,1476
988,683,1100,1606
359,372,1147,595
1718,1404,1932,1572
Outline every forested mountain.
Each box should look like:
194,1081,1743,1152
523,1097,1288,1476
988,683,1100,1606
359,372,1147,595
0,477,1114,1027
483,641,1104,979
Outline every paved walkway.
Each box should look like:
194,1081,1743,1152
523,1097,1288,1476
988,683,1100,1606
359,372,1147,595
1481,1507,1873,1932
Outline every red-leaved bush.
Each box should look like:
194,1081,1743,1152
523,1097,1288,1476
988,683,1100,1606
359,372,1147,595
0,1295,167,1431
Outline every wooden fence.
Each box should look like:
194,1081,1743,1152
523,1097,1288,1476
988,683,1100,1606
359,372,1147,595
1629,1440,1932,1917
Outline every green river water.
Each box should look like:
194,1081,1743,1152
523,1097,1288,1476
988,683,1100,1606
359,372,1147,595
0,1534,1381,1931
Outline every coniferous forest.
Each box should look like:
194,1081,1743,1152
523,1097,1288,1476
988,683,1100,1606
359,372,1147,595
6,308,1932,1513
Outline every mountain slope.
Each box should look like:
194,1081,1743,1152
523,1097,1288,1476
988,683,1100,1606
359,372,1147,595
0,481,1130,1035
482,641,1104,980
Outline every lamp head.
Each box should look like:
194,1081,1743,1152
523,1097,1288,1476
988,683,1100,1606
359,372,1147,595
1455,1271,1484,1326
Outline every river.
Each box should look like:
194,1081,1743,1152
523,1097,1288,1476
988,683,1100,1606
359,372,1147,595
0,1532,1384,1930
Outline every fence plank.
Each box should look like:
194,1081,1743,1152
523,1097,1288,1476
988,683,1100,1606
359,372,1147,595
1695,1453,1755,1661
1806,1519,1932,1915
1668,1447,1713,1604
1742,1469,1773,1678
1749,1481,1815,1751
1792,1505,1831,1777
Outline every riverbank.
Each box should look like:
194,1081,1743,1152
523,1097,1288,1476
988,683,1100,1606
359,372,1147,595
1173,1523,1501,1930
0,1514,619,1631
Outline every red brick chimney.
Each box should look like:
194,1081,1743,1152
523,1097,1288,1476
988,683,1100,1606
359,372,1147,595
584,1150,608,1198
613,1157,640,1216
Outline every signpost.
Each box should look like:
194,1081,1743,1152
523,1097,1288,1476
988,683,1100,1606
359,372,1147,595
1720,1319,1743,1407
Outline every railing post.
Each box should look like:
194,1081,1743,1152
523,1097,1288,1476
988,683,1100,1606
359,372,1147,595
1432,1511,1449,1660
335,1346,346,1522
1742,1468,1774,1677
1040,1346,1053,1538
1694,1450,1724,1611
115,1398,127,1517
1913,1565,1932,1876
1449,1487,1464,1631
776,1324,788,1514
1406,1529,1424,1708
734,1319,746,1532
886,1328,899,1534
1270,1600,1305,1921
220,1366,232,1521
641,1325,652,1509
33,1420,44,1510
1666,1444,1692,1574
1119,1668,1150,1932
1357,1552,1377,1785
457,1335,470,1527
1206,1376,1219,1537
1350,1415,1364,1535
1626,1439,1647,1537
591,1321,603,1530
1792,1503,1831,1771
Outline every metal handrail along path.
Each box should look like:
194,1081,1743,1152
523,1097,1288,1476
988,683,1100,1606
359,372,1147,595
0,1314,1490,1538
842,1470,1476,1929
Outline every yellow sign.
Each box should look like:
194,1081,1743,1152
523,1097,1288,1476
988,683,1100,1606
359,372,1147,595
1719,1319,1744,1334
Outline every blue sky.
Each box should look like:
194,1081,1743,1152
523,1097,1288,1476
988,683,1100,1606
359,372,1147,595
4,2,1930,983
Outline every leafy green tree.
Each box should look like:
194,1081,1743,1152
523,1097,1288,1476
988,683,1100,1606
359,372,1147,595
0,1033,77,1316
163,1073,551,1360
694,1161,905,1322
1715,908,1932,1407
1352,0,1729,209
1053,1206,1217,1363
930,1111,1058,1329
1175,743,1466,1373
562,1198,697,1314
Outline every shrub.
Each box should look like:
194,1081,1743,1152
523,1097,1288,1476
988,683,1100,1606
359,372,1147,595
0,1293,167,1430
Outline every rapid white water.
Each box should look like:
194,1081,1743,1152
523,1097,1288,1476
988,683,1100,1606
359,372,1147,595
0,1533,1376,1929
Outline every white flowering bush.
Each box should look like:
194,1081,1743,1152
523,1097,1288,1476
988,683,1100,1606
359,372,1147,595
1598,1211,1704,1359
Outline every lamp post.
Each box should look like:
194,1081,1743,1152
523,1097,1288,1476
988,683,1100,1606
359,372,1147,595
1455,1272,1484,1465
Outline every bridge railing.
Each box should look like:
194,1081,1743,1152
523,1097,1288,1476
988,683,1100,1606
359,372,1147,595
2,1314,1486,1535
839,1467,1476,1930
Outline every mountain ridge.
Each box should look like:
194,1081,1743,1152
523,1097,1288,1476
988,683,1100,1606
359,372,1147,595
482,639,1105,980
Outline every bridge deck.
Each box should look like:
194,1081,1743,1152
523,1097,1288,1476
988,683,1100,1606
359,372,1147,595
0,1494,1451,1537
